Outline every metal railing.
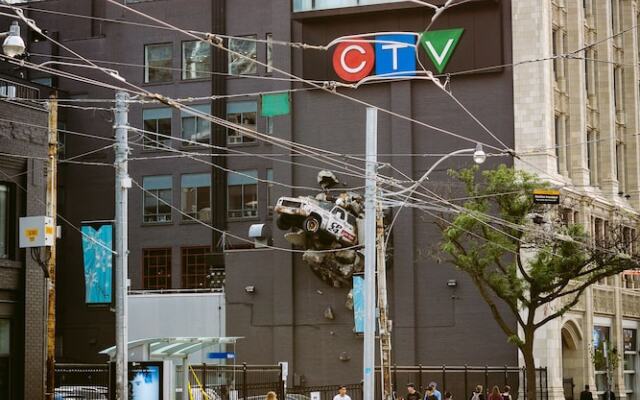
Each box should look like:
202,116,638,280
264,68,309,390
54,363,109,399
388,365,548,400
186,363,286,400
0,77,40,100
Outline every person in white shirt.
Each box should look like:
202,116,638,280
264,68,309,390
333,385,352,400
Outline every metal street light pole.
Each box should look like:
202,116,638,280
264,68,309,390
114,91,130,400
364,107,378,400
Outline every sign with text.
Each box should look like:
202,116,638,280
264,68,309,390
533,189,560,204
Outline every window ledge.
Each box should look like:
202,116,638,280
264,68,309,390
226,73,260,80
141,221,174,227
180,77,212,83
227,216,260,223
227,142,260,148
141,81,174,87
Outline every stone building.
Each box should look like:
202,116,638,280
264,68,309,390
512,1,640,400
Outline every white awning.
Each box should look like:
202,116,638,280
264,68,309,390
100,337,243,360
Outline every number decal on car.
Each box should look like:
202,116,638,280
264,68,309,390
328,222,342,234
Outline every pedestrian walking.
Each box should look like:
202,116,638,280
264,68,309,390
400,383,422,400
580,385,593,400
424,385,439,400
469,385,485,400
501,386,512,400
428,382,442,400
266,392,278,400
334,385,352,400
488,386,502,400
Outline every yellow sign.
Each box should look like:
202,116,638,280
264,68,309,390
533,188,560,204
533,189,560,196
25,228,39,242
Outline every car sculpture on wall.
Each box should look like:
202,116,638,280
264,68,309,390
274,196,358,246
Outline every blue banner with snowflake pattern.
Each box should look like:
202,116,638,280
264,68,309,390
81,224,113,304
353,275,364,333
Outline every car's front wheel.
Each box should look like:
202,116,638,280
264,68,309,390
303,216,321,233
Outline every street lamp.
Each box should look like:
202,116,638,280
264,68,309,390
1,21,25,57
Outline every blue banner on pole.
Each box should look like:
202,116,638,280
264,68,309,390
353,275,365,333
81,224,113,304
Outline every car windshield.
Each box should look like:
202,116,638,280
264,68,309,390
332,207,346,219
281,199,301,208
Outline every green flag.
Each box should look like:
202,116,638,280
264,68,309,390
261,93,290,117
419,28,464,74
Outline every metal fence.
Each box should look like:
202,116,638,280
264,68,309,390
54,363,110,399
54,363,547,400
289,383,364,400
186,363,286,400
388,366,548,400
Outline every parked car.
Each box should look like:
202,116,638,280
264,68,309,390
274,196,358,246
54,386,108,400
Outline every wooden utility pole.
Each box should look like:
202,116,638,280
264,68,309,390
377,202,392,400
45,93,58,400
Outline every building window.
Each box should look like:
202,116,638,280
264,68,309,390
181,246,210,289
266,33,273,73
182,41,211,80
144,43,173,83
266,169,274,215
143,176,172,223
181,173,211,222
227,101,257,145
228,36,257,75
293,0,403,12
227,170,258,219
143,248,172,290
624,328,637,400
594,325,611,392
143,108,172,149
0,184,8,259
181,104,211,144
587,130,599,186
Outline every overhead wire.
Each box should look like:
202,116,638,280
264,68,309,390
0,165,117,254
129,177,363,254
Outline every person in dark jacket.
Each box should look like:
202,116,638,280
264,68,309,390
404,383,422,400
580,385,593,400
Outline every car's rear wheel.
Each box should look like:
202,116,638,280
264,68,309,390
276,216,291,230
303,216,321,233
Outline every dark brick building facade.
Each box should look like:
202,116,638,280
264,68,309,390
0,79,48,399
1,0,517,390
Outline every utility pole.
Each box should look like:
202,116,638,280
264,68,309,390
377,201,392,400
114,91,130,400
364,107,377,400
45,94,58,400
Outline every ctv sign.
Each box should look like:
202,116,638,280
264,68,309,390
332,29,464,82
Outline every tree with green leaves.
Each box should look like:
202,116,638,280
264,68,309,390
436,165,640,400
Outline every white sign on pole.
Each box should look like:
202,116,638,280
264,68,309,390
311,392,321,400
